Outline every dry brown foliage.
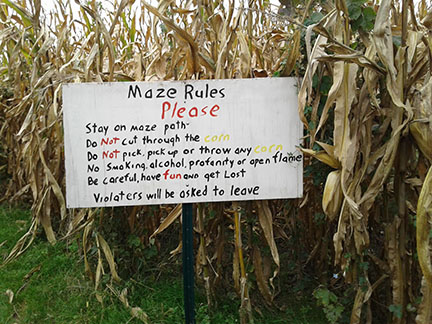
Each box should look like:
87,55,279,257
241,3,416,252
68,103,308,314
1,0,432,323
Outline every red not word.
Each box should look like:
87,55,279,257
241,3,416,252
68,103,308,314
161,101,220,120
101,137,120,145
102,149,120,159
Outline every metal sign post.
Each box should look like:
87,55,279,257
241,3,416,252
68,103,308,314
182,203,195,324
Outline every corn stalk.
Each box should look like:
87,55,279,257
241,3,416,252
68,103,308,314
299,0,432,322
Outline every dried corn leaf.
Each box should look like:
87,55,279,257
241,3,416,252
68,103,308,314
350,285,367,324
301,148,340,169
416,277,432,324
417,166,432,289
96,233,121,282
94,251,103,291
252,247,273,306
40,192,56,245
333,63,358,172
38,146,66,221
373,0,395,77
2,218,38,265
359,119,405,213
85,41,99,81
2,0,32,26
237,30,251,76
82,221,94,280
5,289,14,304
215,7,242,79
281,30,300,76
255,201,280,287
387,219,404,324
107,285,151,323
298,10,337,128
421,11,432,29
150,204,182,240
143,2,199,75
130,307,151,324
410,77,432,162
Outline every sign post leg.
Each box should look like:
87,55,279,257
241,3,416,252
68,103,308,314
182,203,195,324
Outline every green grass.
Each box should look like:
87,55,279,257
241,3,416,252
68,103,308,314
0,205,327,324
0,205,130,324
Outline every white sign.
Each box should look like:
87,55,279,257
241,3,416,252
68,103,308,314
63,78,303,208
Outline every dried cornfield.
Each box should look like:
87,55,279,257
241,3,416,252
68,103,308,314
0,0,432,323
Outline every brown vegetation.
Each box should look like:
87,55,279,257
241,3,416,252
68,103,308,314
1,0,432,323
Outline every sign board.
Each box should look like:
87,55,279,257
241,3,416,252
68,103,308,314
63,78,302,208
